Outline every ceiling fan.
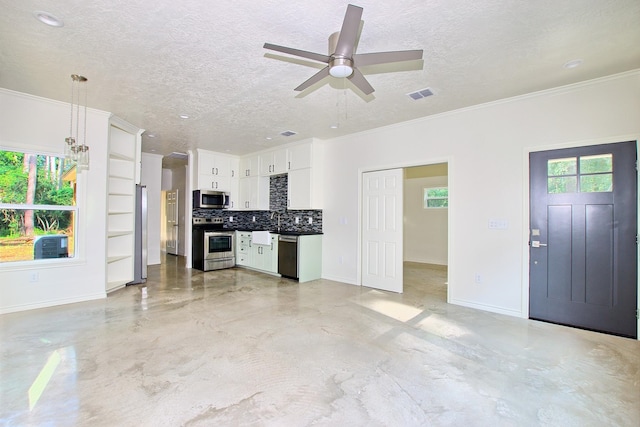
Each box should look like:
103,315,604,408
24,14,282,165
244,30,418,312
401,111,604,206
263,4,423,95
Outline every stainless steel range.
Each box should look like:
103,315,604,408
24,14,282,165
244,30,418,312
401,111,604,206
192,217,235,271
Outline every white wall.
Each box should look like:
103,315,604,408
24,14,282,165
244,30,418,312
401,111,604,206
141,153,163,265
404,175,448,265
0,89,111,313
320,71,640,318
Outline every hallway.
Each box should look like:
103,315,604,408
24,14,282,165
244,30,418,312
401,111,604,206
2,261,638,426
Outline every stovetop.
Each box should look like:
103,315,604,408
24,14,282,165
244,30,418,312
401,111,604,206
192,217,224,229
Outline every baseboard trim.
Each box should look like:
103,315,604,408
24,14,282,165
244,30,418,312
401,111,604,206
321,275,358,286
0,292,106,315
449,297,524,318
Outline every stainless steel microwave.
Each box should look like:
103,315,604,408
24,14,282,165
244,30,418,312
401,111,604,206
193,190,230,209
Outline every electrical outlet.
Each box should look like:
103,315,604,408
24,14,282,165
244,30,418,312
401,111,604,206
29,272,39,282
308,217,313,224
474,273,483,284
295,217,299,224
252,216,256,222
229,216,234,222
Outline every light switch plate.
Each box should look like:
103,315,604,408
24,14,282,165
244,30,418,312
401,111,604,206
488,219,509,230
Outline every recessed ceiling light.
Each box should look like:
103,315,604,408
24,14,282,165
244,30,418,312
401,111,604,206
265,137,272,140
330,124,339,129
146,134,156,138
563,59,583,69
33,11,64,27
179,114,190,119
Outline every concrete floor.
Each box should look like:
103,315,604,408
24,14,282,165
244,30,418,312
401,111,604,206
2,259,639,426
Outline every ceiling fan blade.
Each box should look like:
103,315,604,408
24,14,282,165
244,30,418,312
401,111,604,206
295,66,331,91
354,50,424,67
348,68,374,95
334,4,363,58
264,43,330,64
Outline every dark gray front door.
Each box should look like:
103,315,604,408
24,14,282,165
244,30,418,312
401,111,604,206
529,141,637,338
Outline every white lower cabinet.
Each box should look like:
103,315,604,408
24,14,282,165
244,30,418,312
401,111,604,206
298,235,322,283
252,235,278,273
236,232,252,266
235,232,278,273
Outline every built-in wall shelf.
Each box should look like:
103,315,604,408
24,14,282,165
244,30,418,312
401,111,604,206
106,118,143,293
107,255,131,263
108,231,132,238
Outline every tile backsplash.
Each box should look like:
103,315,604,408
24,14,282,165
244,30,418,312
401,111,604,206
193,174,322,233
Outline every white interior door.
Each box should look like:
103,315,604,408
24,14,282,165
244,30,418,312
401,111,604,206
362,169,404,293
165,190,179,255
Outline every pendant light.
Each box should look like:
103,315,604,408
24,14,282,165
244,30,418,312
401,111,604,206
65,74,90,170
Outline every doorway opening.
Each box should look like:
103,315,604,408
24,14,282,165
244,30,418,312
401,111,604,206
161,153,188,263
360,161,449,302
404,163,449,302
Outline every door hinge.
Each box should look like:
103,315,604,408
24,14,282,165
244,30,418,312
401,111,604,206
637,309,639,320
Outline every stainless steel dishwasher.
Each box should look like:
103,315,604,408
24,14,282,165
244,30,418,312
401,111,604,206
278,235,298,279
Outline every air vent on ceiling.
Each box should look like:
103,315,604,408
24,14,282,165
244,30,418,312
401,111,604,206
280,130,297,137
407,87,434,100
167,151,188,159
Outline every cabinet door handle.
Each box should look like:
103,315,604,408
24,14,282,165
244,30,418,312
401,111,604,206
288,161,291,170
211,167,215,174
232,170,234,178
211,182,215,189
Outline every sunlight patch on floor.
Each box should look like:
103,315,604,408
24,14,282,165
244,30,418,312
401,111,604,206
356,290,424,323
28,349,61,410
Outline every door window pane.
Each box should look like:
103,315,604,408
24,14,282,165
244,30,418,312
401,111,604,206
548,176,577,194
580,154,612,174
548,157,577,176
547,153,613,194
580,174,613,193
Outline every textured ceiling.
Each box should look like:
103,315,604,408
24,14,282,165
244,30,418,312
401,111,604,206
1,0,639,157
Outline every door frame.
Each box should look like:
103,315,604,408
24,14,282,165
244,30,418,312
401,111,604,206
357,156,453,301
522,135,640,339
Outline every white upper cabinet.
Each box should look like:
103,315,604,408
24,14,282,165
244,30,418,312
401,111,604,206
198,149,233,177
286,139,323,209
239,176,269,210
240,154,260,177
287,142,312,170
260,148,288,176
196,149,239,192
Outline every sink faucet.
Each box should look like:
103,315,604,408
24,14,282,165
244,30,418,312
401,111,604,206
270,211,281,233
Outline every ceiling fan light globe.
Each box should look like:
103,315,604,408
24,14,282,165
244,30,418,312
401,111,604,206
330,65,353,78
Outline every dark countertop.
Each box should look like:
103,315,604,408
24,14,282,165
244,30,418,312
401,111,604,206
230,229,323,236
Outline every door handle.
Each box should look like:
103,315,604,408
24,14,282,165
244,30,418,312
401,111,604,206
531,241,547,248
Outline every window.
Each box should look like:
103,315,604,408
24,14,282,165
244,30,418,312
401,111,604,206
547,154,613,194
424,187,448,208
0,150,77,263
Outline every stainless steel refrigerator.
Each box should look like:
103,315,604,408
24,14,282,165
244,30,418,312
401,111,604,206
127,184,148,285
